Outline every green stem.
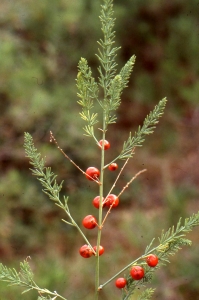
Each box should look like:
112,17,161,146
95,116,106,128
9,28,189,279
95,119,106,299
34,287,67,300
95,1,115,297
16,279,67,300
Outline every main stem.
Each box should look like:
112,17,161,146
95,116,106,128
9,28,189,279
95,1,113,294
95,118,106,300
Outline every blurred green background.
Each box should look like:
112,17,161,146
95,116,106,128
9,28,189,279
0,0,199,299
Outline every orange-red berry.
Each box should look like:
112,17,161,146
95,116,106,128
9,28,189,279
85,167,100,181
82,215,97,229
105,194,119,208
108,163,118,171
92,196,104,209
146,254,158,267
130,266,144,280
99,139,110,150
79,245,93,258
93,245,104,256
115,277,127,289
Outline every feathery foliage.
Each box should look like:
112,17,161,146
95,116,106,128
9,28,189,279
119,98,167,160
118,211,199,299
76,58,99,137
24,132,64,204
24,132,94,248
0,259,67,299
96,0,119,91
137,288,155,300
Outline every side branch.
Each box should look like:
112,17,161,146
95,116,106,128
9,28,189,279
50,131,101,185
117,169,147,198
102,169,147,227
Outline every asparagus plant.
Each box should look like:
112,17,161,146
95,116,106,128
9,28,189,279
1,0,199,299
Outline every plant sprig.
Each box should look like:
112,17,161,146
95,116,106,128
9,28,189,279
96,0,119,92
76,58,99,138
99,210,199,299
24,132,94,250
77,1,137,134
2,0,198,300
119,97,167,160
0,258,67,300
104,55,136,125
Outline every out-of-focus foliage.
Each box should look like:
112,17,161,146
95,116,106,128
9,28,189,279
0,0,199,299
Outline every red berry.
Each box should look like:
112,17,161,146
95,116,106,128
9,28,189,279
99,139,110,150
82,215,97,229
79,244,93,258
85,167,100,181
93,245,104,256
92,196,104,209
130,266,144,280
105,194,119,208
108,163,118,171
146,254,158,267
115,277,127,289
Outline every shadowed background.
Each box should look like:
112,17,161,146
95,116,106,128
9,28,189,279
0,0,199,299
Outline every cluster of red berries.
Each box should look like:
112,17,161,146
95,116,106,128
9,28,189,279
79,140,119,258
80,139,159,290
92,194,119,209
115,254,159,289
85,163,118,181
80,194,119,258
79,244,104,258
